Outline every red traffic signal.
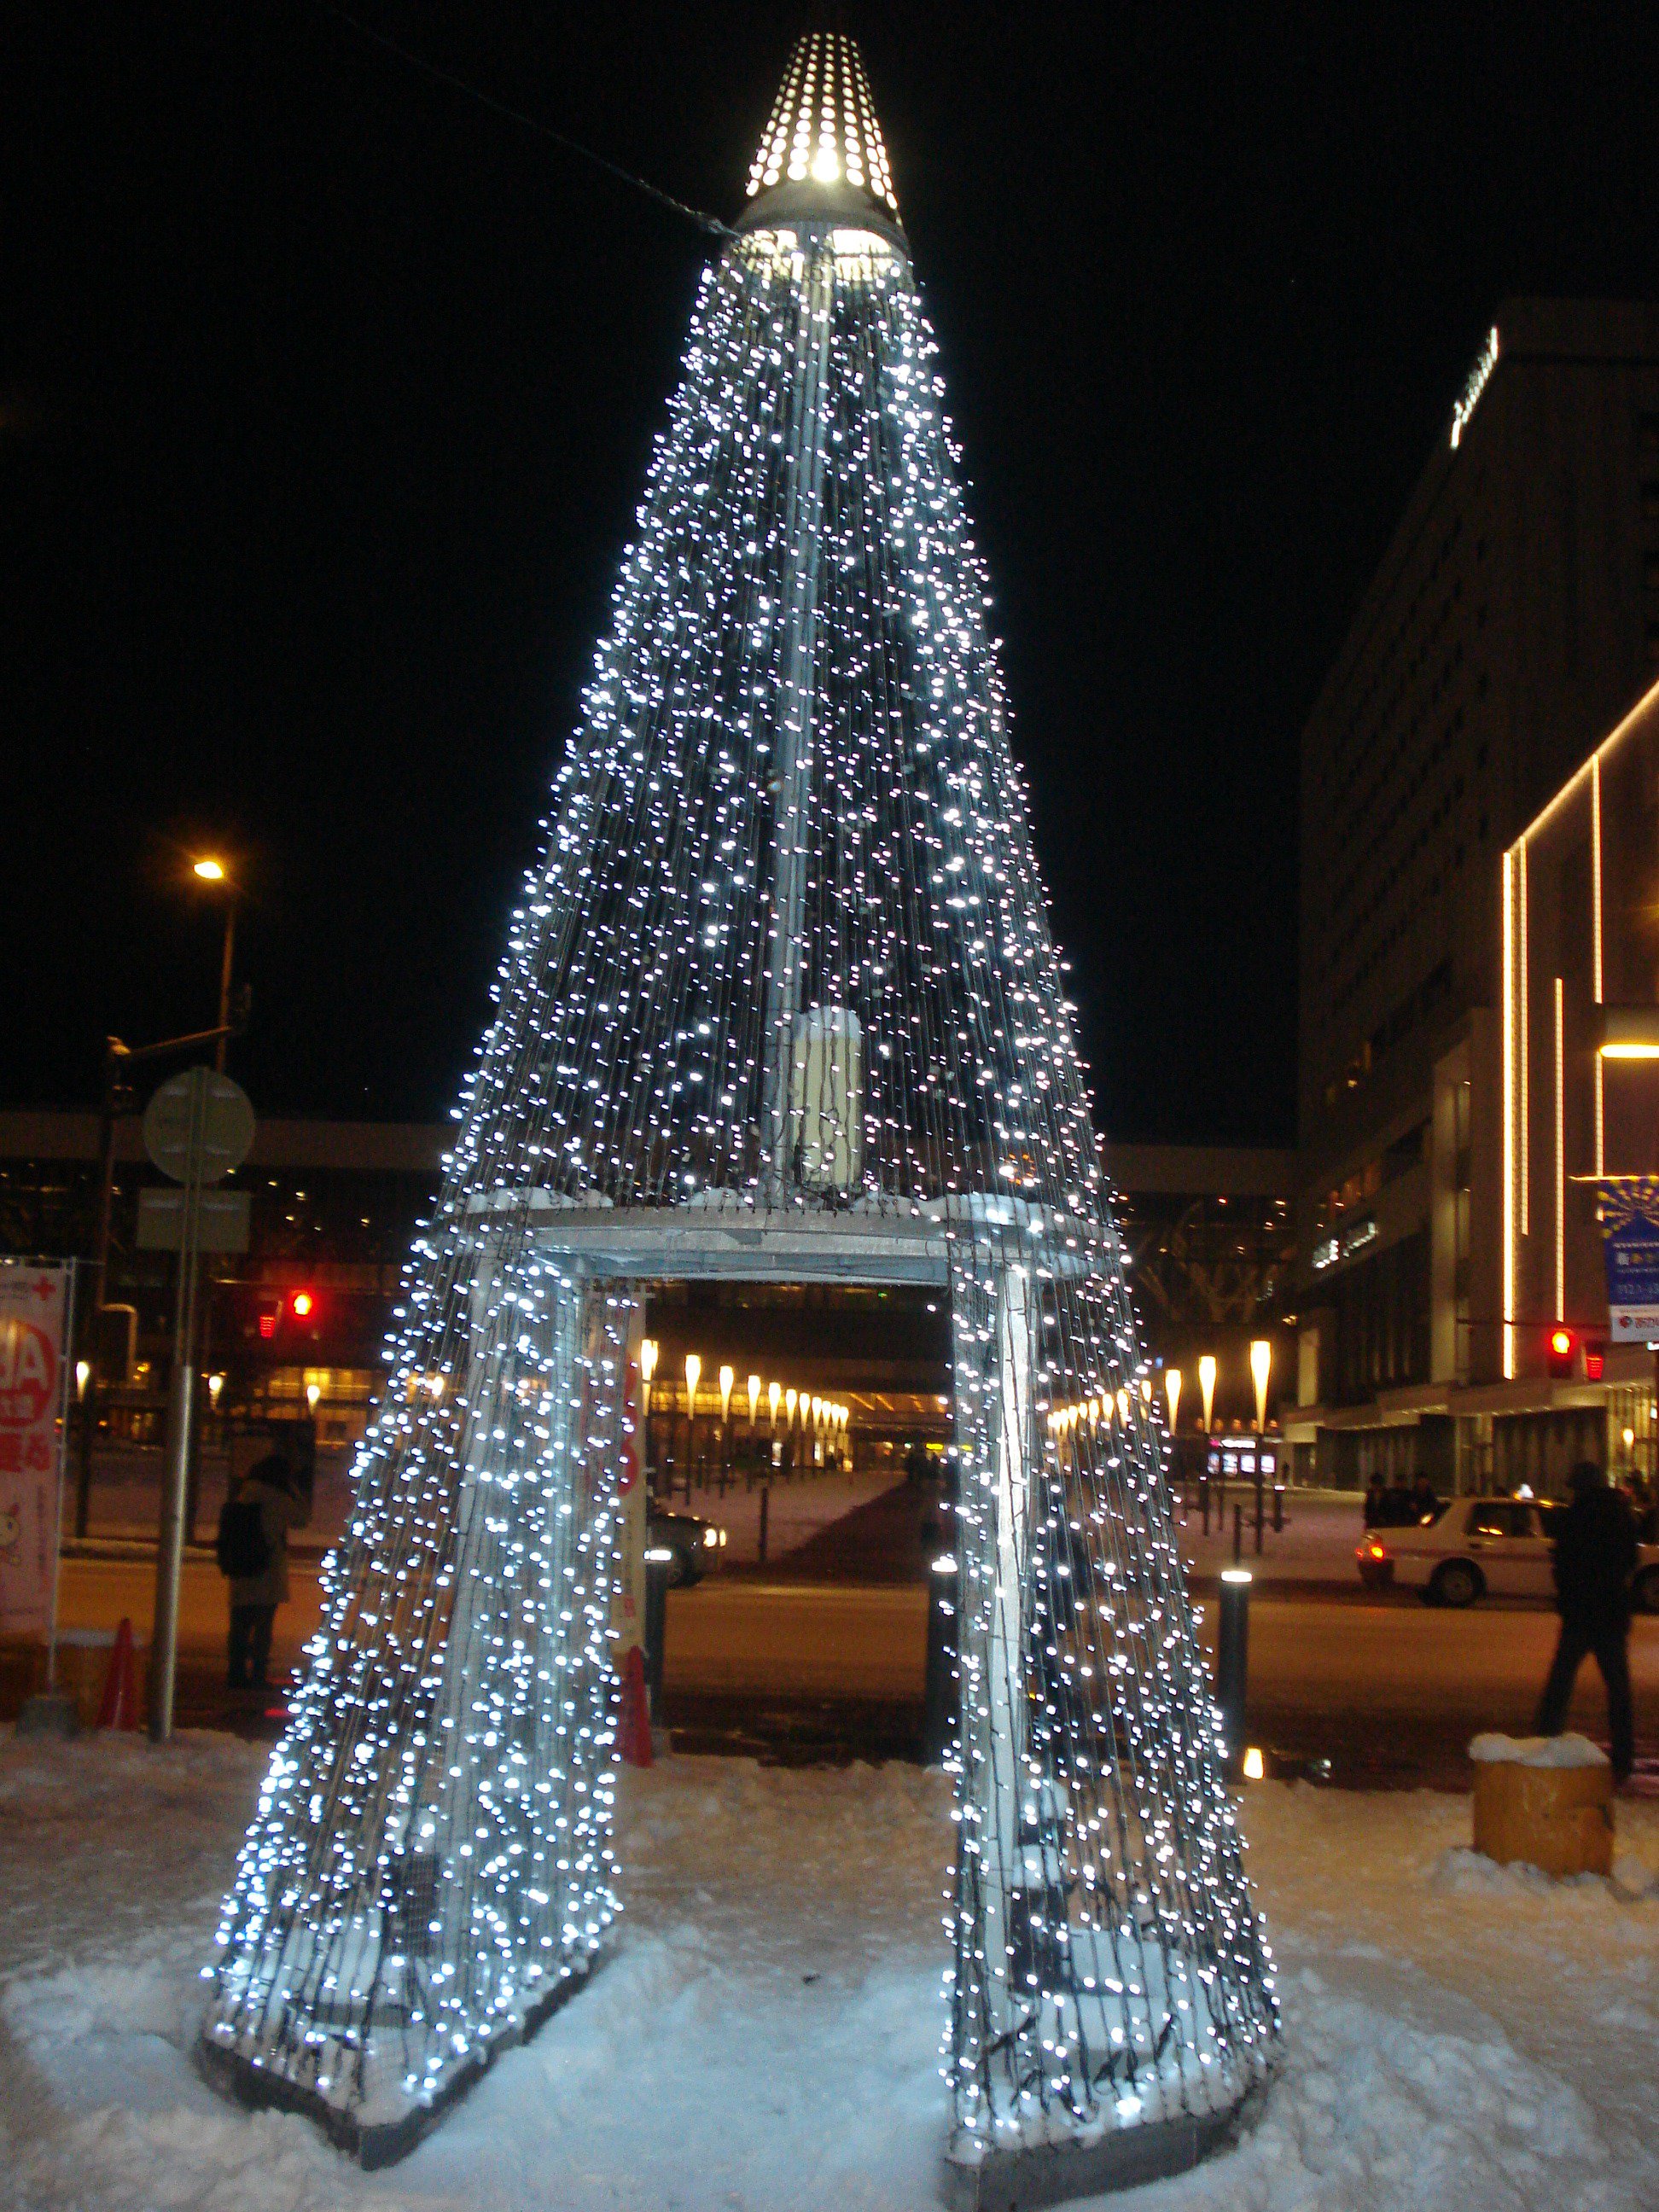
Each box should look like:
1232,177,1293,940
1547,1325,1575,1379
290,1289,316,1319
1584,1342,1606,1382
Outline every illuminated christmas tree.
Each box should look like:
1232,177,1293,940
201,32,1278,2195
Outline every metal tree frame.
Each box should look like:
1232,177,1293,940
199,32,1278,2199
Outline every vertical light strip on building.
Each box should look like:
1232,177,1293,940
1554,975,1566,1324
1593,754,1604,1174
1530,831,1540,1247
1519,838,1529,1238
1501,847,1516,1379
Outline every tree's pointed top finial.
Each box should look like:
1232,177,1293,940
742,31,899,224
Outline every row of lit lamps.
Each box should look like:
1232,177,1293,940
637,1338,849,1435
1051,1340,1276,1439
75,1364,323,1417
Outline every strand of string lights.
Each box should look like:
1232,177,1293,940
200,31,1278,2188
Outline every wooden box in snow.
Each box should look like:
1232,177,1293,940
1470,1734,1613,1877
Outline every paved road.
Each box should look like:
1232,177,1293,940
38,1550,1659,1784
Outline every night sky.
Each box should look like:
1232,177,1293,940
8,3,1657,1144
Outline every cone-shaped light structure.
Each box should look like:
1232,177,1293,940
200,32,1278,2192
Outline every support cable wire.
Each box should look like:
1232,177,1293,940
312,1,736,239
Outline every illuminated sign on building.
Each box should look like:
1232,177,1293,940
1450,325,1499,449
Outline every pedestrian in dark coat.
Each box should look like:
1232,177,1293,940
225,1453,306,1691
1363,1475,1387,1529
1533,1460,1638,1782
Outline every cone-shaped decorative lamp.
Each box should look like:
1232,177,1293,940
200,31,1277,2193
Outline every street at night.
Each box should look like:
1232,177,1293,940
40,1495,1659,1790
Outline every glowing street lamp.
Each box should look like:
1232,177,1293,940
684,1353,701,1489
639,1335,658,1417
1164,1367,1182,1432
785,1387,798,1425
748,1373,761,1429
306,1381,321,1412
1250,1339,1272,1434
1199,1354,1218,1434
768,1380,782,1429
719,1364,735,1424
190,853,239,1074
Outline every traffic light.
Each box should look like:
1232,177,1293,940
1584,1341,1606,1382
290,1289,315,1319
1547,1325,1575,1379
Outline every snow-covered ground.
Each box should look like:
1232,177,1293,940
3,1731,1658,2211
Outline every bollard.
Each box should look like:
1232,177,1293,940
1201,1476,1211,1536
1254,1475,1265,1556
1215,1567,1252,1782
642,1548,672,1717
1232,1500,1243,1563
757,1483,771,1565
1272,1481,1284,1534
922,1549,957,1766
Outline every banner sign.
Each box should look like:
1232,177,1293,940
0,1262,73,1638
1593,1179,1659,1342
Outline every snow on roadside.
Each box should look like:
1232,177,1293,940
2,1729,1657,2211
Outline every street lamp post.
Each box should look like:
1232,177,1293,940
639,1336,658,1490
684,1353,701,1499
1163,1366,1183,1508
718,1364,735,1493
1249,1339,1272,1554
192,858,239,1076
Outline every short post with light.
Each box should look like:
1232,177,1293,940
1216,1567,1253,1784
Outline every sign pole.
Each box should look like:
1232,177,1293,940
44,1260,78,1697
137,1063,255,1743
148,1073,208,1742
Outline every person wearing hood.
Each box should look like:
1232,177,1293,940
217,1452,306,1694
1533,1460,1638,1784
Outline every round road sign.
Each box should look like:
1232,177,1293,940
143,1067,256,1186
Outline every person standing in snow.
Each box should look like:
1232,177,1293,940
218,1452,306,1694
1533,1460,1638,1784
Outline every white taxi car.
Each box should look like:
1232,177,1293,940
1356,1494,1659,1610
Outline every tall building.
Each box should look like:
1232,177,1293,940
1295,299,1659,1481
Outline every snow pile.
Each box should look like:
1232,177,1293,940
3,1731,1659,2210
1469,1732,1609,1767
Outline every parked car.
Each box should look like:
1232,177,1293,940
1356,1494,1659,1610
648,1504,727,1587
